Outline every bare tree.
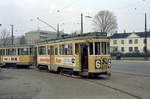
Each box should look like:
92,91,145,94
93,10,118,33
0,29,11,46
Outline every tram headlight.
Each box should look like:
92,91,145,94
108,59,111,68
95,60,101,69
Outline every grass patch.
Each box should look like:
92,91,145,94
116,57,150,61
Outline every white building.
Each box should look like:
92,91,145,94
110,32,150,53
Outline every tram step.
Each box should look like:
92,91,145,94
82,69,88,72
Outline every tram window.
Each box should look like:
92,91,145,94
59,44,72,55
75,44,79,55
95,42,101,55
18,48,29,55
0,49,2,55
101,42,107,55
55,47,58,55
68,44,72,55
2,49,5,55
89,43,93,55
47,46,50,55
38,46,46,55
6,48,16,55
107,42,110,54
30,48,34,55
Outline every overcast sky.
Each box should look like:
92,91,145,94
0,0,149,36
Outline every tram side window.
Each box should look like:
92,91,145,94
55,47,58,55
2,49,5,55
18,48,29,55
6,49,16,55
107,42,110,54
47,46,50,55
89,43,93,55
101,42,107,55
38,46,46,55
0,49,2,55
59,44,72,55
30,48,34,55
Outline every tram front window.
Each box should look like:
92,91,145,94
93,42,110,55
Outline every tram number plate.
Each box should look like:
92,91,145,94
95,60,101,69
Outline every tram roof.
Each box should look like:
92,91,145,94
0,44,34,48
39,32,108,44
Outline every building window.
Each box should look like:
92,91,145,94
114,47,118,52
121,47,124,52
129,47,133,52
129,40,132,44
134,47,138,52
134,39,138,44
113,40,117,44
121,40,124,44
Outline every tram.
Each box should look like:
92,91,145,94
0,45,35,68
36,32,111,76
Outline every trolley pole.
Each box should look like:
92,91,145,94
81,13,83,35
10,24,14,45
144,13,147,61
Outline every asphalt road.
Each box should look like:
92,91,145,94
0,61,150,99
112,60,150,73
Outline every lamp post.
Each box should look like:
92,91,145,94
81,13,83,34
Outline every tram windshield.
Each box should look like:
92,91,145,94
90,42,110,55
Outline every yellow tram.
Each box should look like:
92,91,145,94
0,45,35,68
36,32,111,76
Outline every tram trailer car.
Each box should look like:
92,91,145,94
0,45,35,68
36,32,111,77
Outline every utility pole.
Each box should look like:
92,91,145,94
10,25,14,45
144,13,147,61
81,13,83,34
57,24,60,38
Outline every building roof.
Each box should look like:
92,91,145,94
110,32,150,39
26,30,56,34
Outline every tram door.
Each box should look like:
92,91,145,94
50,46,54,65
80,43,88,71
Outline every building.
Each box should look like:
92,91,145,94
110,32,150,53
25,30,57,44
